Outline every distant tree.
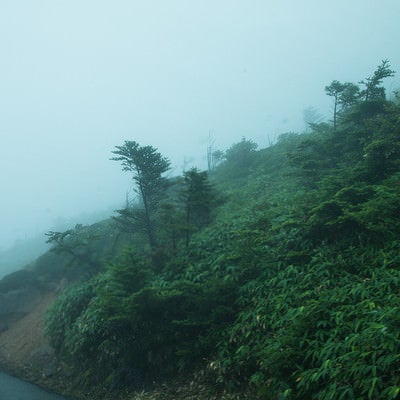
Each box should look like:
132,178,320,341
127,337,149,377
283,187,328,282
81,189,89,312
339,82,360,109
303,106,324,132
111,141,170,250
207,150,224,171
325,81,360,130
110,206,146,236
325,80,344,130
45,225,101,274
157,201,184,253
207,134,216,172
225,138,258,168
359,59,395,101
182,168,215,247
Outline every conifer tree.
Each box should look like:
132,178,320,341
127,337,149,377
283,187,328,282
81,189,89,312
325,80,360,129
111,141,170,249
182,167,214,247
359,59,395,101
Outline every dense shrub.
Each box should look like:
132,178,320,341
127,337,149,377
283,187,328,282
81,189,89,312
44,73,400,398
46,249,238,387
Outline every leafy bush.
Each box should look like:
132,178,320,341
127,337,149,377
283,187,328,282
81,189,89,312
215,243,400,399
43,71,400,399
45,280,96,354
46,248,238,387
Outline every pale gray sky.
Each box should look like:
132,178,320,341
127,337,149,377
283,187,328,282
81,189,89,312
1,0,399,249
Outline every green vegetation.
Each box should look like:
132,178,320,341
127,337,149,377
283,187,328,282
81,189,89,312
43,60,400,398
111,141,171,250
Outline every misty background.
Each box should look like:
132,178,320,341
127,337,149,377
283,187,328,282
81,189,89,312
1,1,399,265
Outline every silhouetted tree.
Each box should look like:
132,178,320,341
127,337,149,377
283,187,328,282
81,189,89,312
45,226,101,274
359,59,395,101
325,81,360,130
325,80,344,130
157,201,183,252
339,82,360,109
303,106,324,129
182,168,215,247
225,138,258,168
111,141,170,249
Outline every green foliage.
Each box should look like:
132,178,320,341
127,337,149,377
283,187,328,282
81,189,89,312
111,141,171,249
42,62,400,399
206,64,400,398
287,130,337,186
359,59,395,101
46,247,237,387
214,244,400,399
325,80,360,129
45,226,101,275
182,168,216,246
224,138,258,166
45,280,96,354
42,220,128,280
111,141,171,199
363,139,400,181
123,280,237,376
156,201,185,252
213,138,259,182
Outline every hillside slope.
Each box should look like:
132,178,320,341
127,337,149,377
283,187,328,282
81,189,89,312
2,64,400,399
0,291,56,381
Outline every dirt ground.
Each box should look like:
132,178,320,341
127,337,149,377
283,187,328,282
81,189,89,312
0,291,56,377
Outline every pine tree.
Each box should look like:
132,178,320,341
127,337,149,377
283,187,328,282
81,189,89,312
111,141,170,249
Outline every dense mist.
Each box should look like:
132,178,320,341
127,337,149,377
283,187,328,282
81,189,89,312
1,0,399,256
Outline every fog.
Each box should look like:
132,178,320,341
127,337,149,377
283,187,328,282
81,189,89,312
1,0,399,251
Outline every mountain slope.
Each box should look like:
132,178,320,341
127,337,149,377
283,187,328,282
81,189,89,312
1,67,400,399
